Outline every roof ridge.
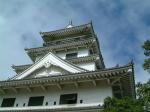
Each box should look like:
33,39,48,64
102,63,133,71
12,64,32,68
40,22,91,35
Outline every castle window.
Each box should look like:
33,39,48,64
16,104,18,107
66,53,77,59
28,96,44,106
1,98,16,107
45,102,48,106
89,49,93,54
59,93,77,104
23,103,26,107
54,101,56,105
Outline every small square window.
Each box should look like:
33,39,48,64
45,102,48,106
80,100,83,104
89,49,93,54
16,104,18,107
23,103,26,107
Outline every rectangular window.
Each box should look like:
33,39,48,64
1,98,16,107
89,49,93,55
66,53,77,59
59,93,77,104
28,96,44,106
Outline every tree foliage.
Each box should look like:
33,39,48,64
142,40,150,73
102,97,144,112
136,79,150,108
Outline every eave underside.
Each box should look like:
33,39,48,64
12,64,32,74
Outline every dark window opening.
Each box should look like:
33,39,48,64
45,102,48,106
54,101,56,105
89,49,93,54
16,104,18,107
66,53,77,59
28,96,44,106
59,93,77,104
1,98,16,107
23,103,26,107
75,38,81,41
56,41,61,44
80,100,83,104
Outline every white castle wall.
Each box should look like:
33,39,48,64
0,84,112,108
77,62,96,71
77,49,89,57
35,48,90,62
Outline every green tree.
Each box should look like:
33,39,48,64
142,40,150,73
136,80,150,110
141,40,150,111
102,97,144,112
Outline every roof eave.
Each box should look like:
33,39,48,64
40,23,93,42
0,63,133,87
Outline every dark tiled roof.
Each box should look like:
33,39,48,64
40,23,93,42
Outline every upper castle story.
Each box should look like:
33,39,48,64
12,22,105,76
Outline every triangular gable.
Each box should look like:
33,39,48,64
24,65,70,79
12,52,87,80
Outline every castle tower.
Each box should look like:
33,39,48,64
0,22,135,112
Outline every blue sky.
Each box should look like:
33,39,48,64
0,0,150,82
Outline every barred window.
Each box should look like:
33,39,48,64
59,93,77,104
1,98,16,107
28,96,44,106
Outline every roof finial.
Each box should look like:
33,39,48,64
69,20,72,25
66,20,74,28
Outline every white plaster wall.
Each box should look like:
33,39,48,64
35,48,90,63
77,49,89,57
56,52,66,59
0,85,112,108
77,62,96,71
56,49,96,71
